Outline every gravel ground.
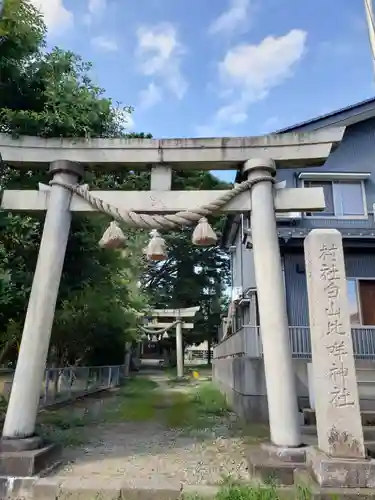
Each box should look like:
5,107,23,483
52,377,250,488
57,421,248,487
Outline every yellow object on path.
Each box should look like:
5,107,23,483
192,371,199,379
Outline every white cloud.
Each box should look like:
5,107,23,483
30,0,73,34
136,23,188,103
83,0,107,25
209,0,251,36
139,83,162,109
91,36,119,51
219,29,307,103
195,29,307,134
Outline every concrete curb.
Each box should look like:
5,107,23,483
3,475,221,500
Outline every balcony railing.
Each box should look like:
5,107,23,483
289,326,375,360
278,215,375,230
214,325,375,361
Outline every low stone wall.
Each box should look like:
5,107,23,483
213,355,310,422
213,357,268,421
213,333,375,422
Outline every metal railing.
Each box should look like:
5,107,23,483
289,326,375,360
213,325,375,361
277,215,375,231
1,365,125,407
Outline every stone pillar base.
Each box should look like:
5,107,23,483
0,436,61,477
0,435,42,452
307,446,375,488
246,442,309,485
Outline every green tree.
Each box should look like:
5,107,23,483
0,0,231,369
0,0,149,366
142,170,231,354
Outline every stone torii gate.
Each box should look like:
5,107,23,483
0,129,343,471
140,306,200,377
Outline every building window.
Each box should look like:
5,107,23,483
347,279,375,326
304,180,366,218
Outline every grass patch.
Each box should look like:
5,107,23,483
36,409,92,447
184,479,313,500
216,483,280,500
192,383,229,415
32,376,269,447
163,382,230,430
121,376,159,394
100,376,161,423
35,376,161,445
163,381,269,444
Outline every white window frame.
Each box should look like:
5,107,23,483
302,179,368,220
347,277,375,327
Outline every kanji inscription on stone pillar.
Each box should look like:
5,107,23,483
304,229,365,458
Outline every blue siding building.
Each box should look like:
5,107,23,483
214,98,375,420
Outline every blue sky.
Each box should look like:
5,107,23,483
33,0,375,182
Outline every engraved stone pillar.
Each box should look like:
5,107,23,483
2,160,83,441
244,159,301,447
304,229,365,458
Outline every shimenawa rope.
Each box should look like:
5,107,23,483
49,175,275,230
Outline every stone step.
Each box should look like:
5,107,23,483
246,445,307,486
301,424,375,440
4,476,220,500
356,367,375,383
294,468,375,499
303,408,375,426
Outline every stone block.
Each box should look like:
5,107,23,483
246,445,307,486
32,476,62,499
260,442,308,463
0,435,42,452
294,469,375,500
0,443,61,477
306,446,375,488
0,476,36,499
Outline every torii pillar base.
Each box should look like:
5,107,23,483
0,436,61,477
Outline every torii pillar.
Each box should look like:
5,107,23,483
2,160,83,446
244,158,300,447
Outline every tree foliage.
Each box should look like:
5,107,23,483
0,0,230,368
0,0,148,367
142,171,231,348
